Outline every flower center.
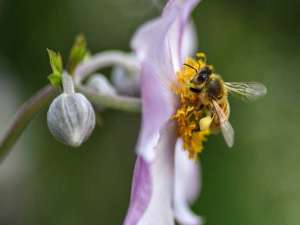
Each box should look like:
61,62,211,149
172,53,213,159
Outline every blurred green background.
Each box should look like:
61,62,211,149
0,0,299,224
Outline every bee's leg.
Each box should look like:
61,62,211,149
189,87,202,93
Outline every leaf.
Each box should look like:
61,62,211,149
47,49,63,74
67,34,88,74
48,73,62,87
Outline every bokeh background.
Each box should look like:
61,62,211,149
0,0,299,224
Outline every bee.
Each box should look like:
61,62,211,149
184,62,267,147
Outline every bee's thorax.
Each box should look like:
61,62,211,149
206,75,224,99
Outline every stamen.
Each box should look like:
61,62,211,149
172,52,212,159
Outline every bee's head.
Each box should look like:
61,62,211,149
189,66,213,93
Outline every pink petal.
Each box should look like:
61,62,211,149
136,64,175,161
132,0,200,85
124,123,177,225
181,21,198,60
133,0,200,161
123,156,151,225
125,1,200,224
174,139,203,225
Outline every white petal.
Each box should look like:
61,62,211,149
181,21,198,61
123,156,152,225
174,139,203,225
132,0,200,86
124,123,177,225
136,66,175,161
124,1,201,224
133,0,200,161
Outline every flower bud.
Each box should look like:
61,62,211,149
47,73,96,147
111,56,140,96
86,74,117,95
85,74,117,111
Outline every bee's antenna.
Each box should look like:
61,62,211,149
184,63,198,73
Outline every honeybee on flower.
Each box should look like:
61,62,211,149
173,52,267,158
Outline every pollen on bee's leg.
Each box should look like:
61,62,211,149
199,116,212,131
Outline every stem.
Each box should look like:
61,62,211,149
74,50,138,85
74,50,141,113
0,85,59,161
79,86,141,113
62,73,75,94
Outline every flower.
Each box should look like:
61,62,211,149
123,0,205,225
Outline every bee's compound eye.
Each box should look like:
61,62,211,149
194,67,211,83
195,74,207,83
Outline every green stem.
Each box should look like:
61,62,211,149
0,85,59,161
79,86,141,113
74,50,138,85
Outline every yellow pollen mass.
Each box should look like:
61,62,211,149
172,53,211,159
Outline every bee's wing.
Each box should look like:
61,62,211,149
212,100,234,148
225,82,267,101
